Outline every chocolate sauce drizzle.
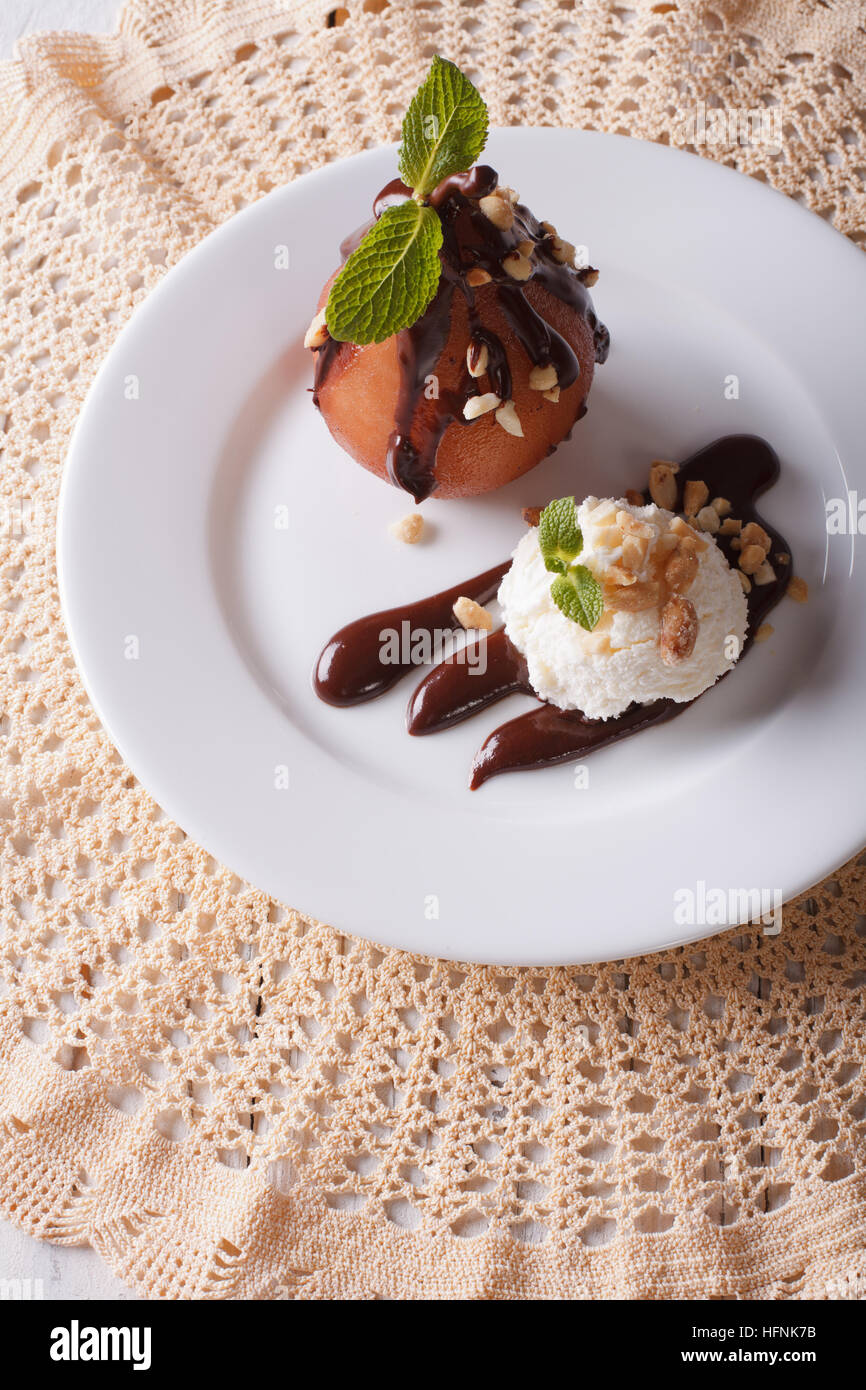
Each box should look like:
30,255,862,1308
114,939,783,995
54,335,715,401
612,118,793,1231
313,436,793,788
312,165,609,502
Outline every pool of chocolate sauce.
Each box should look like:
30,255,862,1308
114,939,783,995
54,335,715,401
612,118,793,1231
312,166,609,502
313,436,792,787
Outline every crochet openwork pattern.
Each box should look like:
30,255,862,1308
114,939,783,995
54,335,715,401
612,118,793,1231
0,0,864,1299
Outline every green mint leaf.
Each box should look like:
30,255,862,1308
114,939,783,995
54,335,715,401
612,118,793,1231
398,56,488,198
538,497,583,574
551,565,604,631
325,201,443,344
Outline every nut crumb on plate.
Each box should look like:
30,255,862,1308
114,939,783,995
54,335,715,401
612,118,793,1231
389,513,424,544
453,596,493,631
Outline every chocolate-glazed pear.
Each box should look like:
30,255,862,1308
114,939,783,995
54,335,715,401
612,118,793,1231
308,167,609,502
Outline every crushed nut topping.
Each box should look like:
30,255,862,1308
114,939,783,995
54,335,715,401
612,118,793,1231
738,543,766,575
695,505,721,534
503,252,533,281
659,596,699,665
529,363,558,391
389,513,424,545
495,399,524,436
466,267,492,287
683,479,709,517
463,392,500,420
543,385,561,403
478,193,514,231
522,506,542,527
466,340,489,378
649,461,678,511
304,309,329,350
453,596,493,632
787,575,809,603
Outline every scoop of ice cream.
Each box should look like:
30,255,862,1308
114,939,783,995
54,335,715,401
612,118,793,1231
498,496,748,719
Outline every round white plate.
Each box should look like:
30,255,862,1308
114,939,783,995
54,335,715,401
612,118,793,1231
59,129,866,965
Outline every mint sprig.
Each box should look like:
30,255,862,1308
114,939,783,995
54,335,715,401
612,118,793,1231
538,496,583,574
398,56,488,199
322,57,489,346
326,202,443,344
537,497,603,631
551,566,604,632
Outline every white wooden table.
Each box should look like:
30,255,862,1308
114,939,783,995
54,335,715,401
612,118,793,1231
0,0,135,1302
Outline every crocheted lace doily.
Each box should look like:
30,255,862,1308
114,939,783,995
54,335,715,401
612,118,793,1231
0,0,864,1298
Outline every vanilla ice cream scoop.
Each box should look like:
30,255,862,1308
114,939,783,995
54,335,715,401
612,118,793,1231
498,495,748,720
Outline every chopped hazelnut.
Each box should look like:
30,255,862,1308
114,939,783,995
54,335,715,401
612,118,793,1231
503,252,533,281
738,543,766,575
389,513,424,545
737,571,752,594
466,340,489,378
659,596,699,665
550,236,576,265
720,517,742,536
787,575,809,603
649,461,678,511
453,596,493,632
478,194,514,231
683,480,709,516
529,363,558,391
581,268,600,287
695,505,721,534
517,239,534,259
466,267,492,287
753,560,776,586
712,497,732,517
463,392,500,420
495,399,524,436
740,521,771,553
543,386,560,403
522,506,542,527
303,309,329,350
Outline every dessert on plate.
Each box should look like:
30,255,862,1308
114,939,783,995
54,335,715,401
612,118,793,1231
314,436,798,787
305,57,608,501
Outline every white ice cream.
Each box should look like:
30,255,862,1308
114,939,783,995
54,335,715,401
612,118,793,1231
498,496,748,719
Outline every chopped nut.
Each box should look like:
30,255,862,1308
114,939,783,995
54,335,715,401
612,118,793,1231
543,386,560,403
754,623,774,643
453,596,493,632
503,252,533,281
624,488,645,507
596,525,624,550
389,513,424,544
463,392,500,420
303,308,329,350
529,363,558,391
649,461,678,511
695,505,721,534
522,506,542,527
605,578,660,612
466,340,489,378
517,239,534,258
664,543,699,594
720,517,742,536
753,560,776,586
670,516,708,550
738,543,766,575
495,399,524,436
466,266,492,287
656,531,680,554
659,596,699,665
540,220,557,236
621,533,649,572
730,537,742,551
787,575,809,603
581,268,600,287
499,186,520,205
712,497,732,517
607,563,637,587
740,521,771,553
550,236,576,265
683,479,709,516
775,551,790,566
737,570,752,594
616,510,654,539
478,193,514,230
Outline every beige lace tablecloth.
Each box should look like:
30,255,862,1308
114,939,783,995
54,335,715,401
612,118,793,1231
0,0,865,1301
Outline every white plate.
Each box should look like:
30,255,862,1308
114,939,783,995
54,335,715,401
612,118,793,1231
58,129,866,965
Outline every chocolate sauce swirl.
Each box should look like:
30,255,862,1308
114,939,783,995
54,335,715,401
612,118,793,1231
311,165,608,502
314,436,793,788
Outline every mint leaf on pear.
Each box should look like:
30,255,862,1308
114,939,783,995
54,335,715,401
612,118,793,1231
538,497,583,575
398,56,488,198
325,201,443,345
551,565,604,632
